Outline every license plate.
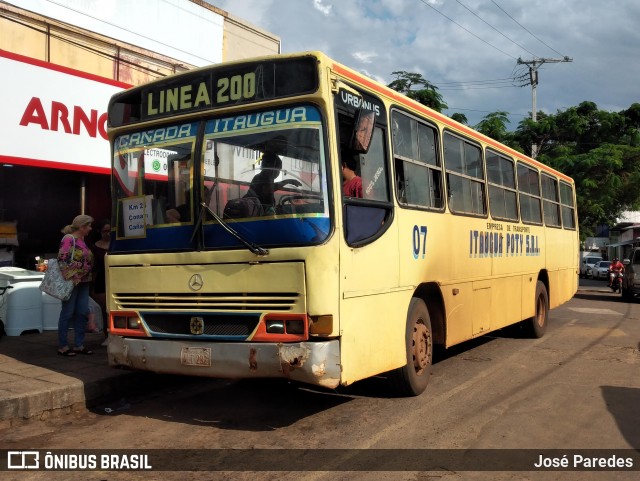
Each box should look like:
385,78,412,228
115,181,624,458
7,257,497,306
180,347,211,367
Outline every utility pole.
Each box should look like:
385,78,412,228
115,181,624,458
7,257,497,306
517,56,572,158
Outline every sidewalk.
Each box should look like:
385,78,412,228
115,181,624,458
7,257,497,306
0,282,615,424
0,330,180,423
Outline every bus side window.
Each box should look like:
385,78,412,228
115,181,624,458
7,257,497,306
542,174,561,227
487,150,518,221
358,127,389,202
517,163,542,224
444,132,485,216
342,125,392,246
559,181,576,229
392,111,443,209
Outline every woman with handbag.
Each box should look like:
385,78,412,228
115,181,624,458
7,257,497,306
57,214,95,357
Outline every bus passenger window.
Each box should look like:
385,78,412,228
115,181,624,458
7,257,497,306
517,163,542,224
487,150,518,221
542,174,561,227
559,181,576,229
444,132,486,216
392,111,443,209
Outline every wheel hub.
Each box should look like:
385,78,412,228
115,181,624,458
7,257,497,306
412,322,431,374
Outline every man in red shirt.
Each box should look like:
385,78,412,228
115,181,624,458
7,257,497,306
342,157,363,198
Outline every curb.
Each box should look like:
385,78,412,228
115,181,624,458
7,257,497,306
0,366,189,423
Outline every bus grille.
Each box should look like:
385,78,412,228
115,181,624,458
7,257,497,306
143,313,259,337
113,292,300,311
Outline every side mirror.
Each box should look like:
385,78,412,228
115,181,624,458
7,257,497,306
623,259,630,265
351,109,375,154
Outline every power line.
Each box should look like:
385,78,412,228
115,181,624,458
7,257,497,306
435,74,528,86
416,0,517,60
435,74,530,90
439,84,521,91
490,0,567,57
455,0,538,58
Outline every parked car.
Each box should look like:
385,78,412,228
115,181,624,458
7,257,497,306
621,250,640,301
588,260,611,280
580,255,603,278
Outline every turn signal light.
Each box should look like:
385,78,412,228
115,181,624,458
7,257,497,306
252,314,308,341
110,312,146,337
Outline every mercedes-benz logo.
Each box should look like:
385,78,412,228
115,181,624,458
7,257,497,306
188,274,204,291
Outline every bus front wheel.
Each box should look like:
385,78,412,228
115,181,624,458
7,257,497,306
389,298,433,396
524,281,548,338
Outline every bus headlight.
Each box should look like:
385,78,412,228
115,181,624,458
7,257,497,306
112,313,144,333
266,320,285,334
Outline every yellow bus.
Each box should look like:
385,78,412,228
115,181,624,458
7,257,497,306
105,51,579,396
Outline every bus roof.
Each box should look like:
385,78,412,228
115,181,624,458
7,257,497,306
108,50,572,184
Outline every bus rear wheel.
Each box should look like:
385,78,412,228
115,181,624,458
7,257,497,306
389,298,433,396
524,281,548,338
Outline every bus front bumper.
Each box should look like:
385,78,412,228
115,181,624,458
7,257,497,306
108,336,341,389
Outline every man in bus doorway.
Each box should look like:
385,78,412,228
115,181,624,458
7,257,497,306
342,156,363,198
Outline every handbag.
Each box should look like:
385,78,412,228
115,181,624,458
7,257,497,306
39,236,76,301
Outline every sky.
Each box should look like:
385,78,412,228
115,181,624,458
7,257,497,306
212,0,640,128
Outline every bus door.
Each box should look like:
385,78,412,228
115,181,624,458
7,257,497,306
334,87,402,380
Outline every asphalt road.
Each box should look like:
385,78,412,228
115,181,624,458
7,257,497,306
4,281,639,481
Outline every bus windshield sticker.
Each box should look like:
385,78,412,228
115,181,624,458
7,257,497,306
119,196,149,238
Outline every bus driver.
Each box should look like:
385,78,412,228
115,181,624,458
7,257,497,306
245,152,301,214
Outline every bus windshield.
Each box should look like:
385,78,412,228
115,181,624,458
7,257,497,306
111,104,330,252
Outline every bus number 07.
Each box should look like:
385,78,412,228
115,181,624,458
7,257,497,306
217,73,256,103
412,225,427,259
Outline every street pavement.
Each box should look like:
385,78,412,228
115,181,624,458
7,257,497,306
0,280,614,424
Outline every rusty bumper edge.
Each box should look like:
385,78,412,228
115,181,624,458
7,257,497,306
108,336,341,389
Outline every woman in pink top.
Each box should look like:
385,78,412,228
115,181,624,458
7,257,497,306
56,214,94,356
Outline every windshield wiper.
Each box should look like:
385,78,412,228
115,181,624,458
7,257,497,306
195,202,269,256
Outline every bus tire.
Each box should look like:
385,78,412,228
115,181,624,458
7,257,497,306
524,281,548,338
389,298,433,396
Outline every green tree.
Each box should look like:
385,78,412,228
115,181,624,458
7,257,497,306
387,71,448,112
546,144,640,236
513,102,640,238
450,112,468,125
474,111,510,142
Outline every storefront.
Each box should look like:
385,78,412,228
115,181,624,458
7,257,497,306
0,49,127,268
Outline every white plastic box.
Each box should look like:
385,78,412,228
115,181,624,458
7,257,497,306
42,292,62,330
1,281,43,335
0,267,45,336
